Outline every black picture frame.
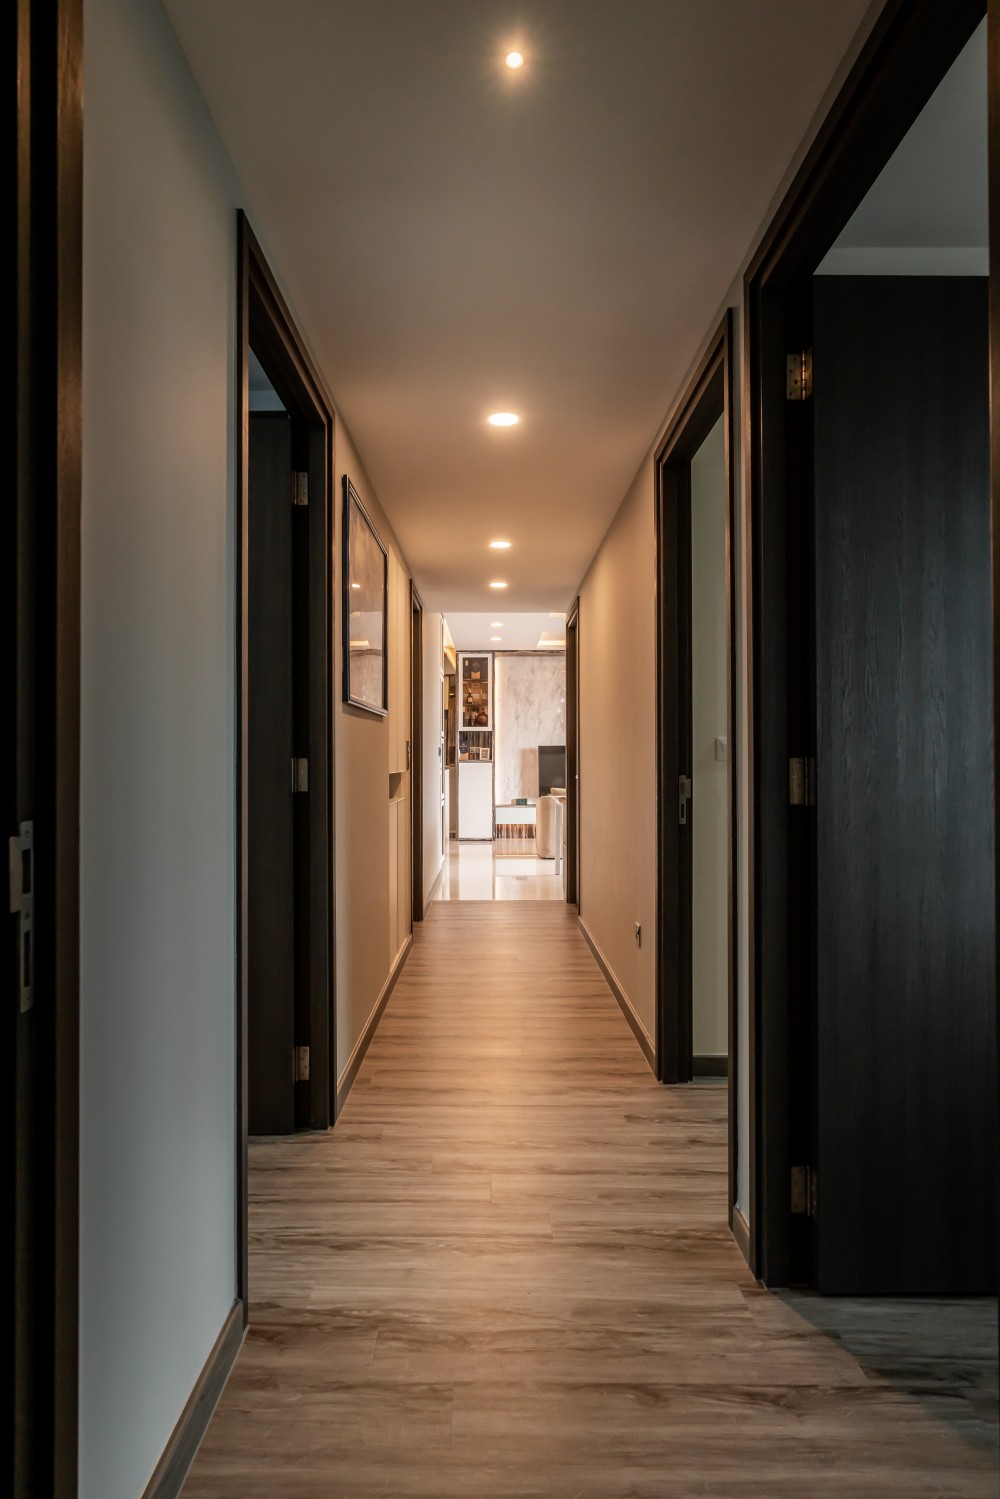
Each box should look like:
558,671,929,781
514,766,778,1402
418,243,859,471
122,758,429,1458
342,476,389,715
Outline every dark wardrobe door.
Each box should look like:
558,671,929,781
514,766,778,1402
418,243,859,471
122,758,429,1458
813,276,996,1293
248,413,296,1135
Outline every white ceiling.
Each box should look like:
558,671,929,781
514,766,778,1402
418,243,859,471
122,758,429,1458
166,0,874,610
445,612,565,652
819,20,986,276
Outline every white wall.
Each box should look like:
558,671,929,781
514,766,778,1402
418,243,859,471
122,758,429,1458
690,418,728,1058
422,612,445,903
80,0,240,1494
494,654,567,805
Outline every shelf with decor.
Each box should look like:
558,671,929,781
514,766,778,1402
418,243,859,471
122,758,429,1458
459,652,492,730
457,651,494,839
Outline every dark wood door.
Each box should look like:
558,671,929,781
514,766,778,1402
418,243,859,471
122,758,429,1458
813,275,996,1293
248,413,296,1134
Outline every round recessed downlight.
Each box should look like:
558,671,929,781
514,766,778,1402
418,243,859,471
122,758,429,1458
487,412,519,427
489,539,512,550
491,636,502,642
489,581,508,590
490,621,503,627
505,51,524,69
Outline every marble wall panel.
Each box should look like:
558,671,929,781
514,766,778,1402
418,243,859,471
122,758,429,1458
494,653,567,805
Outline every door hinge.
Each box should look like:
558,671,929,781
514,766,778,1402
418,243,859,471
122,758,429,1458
292,757,309,793
786,349,813,401
293,1045,310,1083
9,821,34,1013
678,775,692,826
791,1164,817,1217
789,756,816,807
293,471,309,507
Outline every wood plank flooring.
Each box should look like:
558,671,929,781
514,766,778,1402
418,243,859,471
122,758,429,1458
182,902,998,1497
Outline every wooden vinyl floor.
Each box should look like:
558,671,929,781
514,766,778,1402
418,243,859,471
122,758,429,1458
182,902,998,1498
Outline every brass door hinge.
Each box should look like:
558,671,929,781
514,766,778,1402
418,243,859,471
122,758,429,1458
293,471,309,506
791,1165,816,1217
292,757,309,793
786,349,813,401
789,756,816,807
294,1045,310,1083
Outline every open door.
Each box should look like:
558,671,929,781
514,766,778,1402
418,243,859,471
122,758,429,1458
811,274,995,1292
247,411,298,1134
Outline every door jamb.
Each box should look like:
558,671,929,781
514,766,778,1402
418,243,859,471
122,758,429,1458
565,600,580,907
14,0,82,1489
411,582,424,922
654,314,738,1227
743,0,988,1285
237,213,337,1306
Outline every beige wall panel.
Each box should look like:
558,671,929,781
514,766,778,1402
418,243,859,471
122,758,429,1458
335,426,411,1083
577,464,657,1053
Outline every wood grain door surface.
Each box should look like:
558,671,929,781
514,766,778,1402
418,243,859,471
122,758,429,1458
813,275,996,1293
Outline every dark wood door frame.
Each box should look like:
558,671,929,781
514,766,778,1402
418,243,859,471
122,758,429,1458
565,600,580,907
654,314,738,1231
237,213,337,1303
744,0,990,1285
14,0,82,1491
411,583,424,922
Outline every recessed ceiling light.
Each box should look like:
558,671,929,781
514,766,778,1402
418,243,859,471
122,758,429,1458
351,582,361,589
487,412,519,427
489,539,512,550
489,581,508,589
490,621,503,627
491,636,502,642
505,51,524,70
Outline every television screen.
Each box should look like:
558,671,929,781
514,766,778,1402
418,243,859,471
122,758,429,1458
538,744,566,796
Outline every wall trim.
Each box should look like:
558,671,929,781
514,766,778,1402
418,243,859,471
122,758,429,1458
140,1300,245,1499
578,917,655,1074
423,859,445,918
335,934,413,1116
731,1206,752,1268
693,1054,729,1078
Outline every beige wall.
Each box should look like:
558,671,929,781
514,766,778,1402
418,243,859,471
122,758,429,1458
577,465,658,1054
334,427,413,1091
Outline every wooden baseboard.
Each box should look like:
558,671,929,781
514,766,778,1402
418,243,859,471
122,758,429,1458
731,1205,752,1269
423,860,445,918
335,934,413,1116
577,916,656,1075
140,1299,244,1499
693,1053,729,1078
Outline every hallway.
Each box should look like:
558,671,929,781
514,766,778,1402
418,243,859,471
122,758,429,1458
182,904,996,1498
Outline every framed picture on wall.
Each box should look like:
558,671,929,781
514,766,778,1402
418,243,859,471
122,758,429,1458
342,476,388,715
